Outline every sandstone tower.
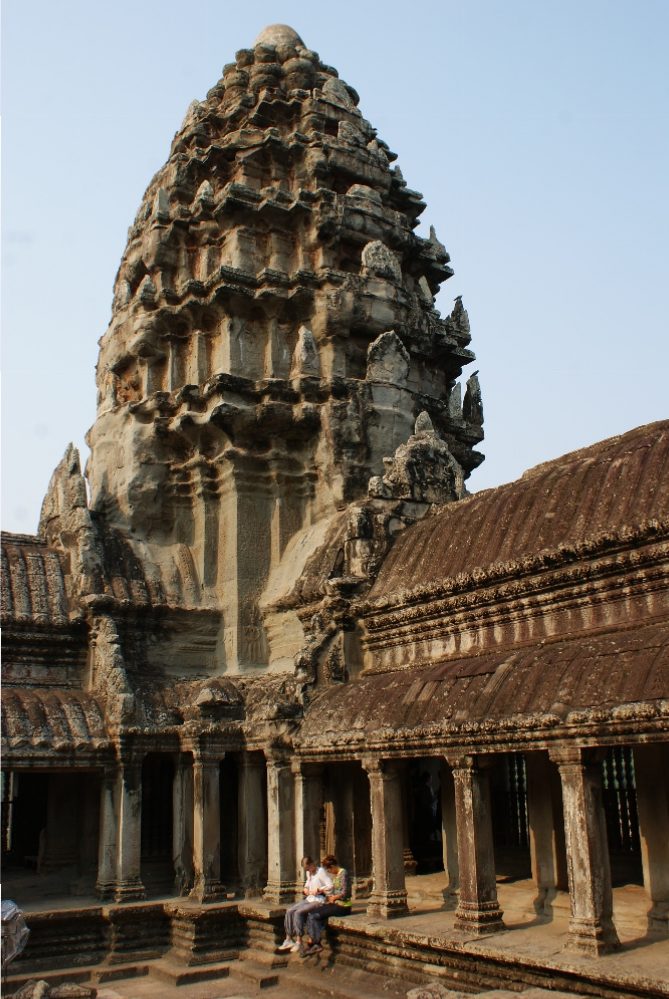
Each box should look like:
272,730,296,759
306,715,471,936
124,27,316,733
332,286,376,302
84,24,483,673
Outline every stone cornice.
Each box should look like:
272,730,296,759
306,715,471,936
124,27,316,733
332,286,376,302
294,699,669,762
361,525,669,647
364,518,668,616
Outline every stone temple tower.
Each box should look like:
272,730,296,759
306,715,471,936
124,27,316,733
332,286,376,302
85,24,483,673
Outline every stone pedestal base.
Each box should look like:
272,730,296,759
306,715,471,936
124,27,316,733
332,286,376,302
647,902,669,937
454,899,505,935
96,880,116,901
403,848,418,876
441,887,459,911
189,879,226,903
262,881,298,905
112,879,147,903
533,885,558,917
566,915,621,955
366,889,409,919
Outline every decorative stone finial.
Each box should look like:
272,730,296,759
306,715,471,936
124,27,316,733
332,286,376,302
366,331,409,385
368,415,465,505
254,24,304,48
290,326,320,379
414,411,435,437
463,371,484,426
361,240,402,282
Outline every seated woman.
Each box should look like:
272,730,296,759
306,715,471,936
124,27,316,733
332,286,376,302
302,854,352,955
277,856,332,953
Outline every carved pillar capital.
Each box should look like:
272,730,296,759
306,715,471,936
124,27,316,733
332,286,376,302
444,753,478,772
265,748,292,770
549,746,606,770
361,756,399,781
291,759,323,779
548,746,586,769
186,734,226,764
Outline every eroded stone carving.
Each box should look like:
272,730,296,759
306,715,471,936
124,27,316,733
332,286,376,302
366,331,410,385
82,27,482,672
463,370,483,426
361,240,402,282
369,412,465,505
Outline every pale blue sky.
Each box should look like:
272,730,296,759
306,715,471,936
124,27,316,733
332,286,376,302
2,0,668,534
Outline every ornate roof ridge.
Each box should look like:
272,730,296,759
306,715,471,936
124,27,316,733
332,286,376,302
1,531,48,546
363,516,669,614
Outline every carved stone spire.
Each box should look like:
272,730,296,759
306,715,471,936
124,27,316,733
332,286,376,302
85,27,483,671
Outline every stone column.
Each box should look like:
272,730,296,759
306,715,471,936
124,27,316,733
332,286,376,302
293,761,322,886
549,747,620,954
362,757,408,918
172,753,194,896
447,754,504,935
114,758,146,902
634,743,669,936
440,761,459,908
239,753,267,898
526,751,564,915
263,753,296,904
352,763,373,890
96,766,118,899
189,748,225,902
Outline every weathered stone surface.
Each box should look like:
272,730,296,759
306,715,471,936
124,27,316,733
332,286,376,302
2,23,668,999
83,22,481,674
10,983,96,999
406,984,467,999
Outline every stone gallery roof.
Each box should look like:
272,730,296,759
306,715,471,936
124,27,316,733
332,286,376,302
1,532,71,626
1,688,110,760
368,421,669,604
300,618,669,755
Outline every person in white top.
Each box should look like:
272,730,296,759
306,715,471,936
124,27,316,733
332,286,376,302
277,856,333,953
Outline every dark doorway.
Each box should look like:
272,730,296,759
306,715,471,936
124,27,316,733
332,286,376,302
602,747,642,887
489,753,531,880
3,771,49,870
407,759,442,874
2,770,100,900
220,755,239,890
321,762,372,894
141,754,174,895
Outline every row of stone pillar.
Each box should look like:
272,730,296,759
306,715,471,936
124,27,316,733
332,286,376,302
363,746,668,955
95,741,668,958
96,746,269,904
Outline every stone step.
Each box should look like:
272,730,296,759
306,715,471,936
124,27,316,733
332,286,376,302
240,948,291,969
92,962,152,984
230,957,282,988
149,956,232,986
5,967,94,992
272,959,412,999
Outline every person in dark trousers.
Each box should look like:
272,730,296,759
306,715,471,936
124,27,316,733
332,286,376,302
277,856,332,953
301,854,352,955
